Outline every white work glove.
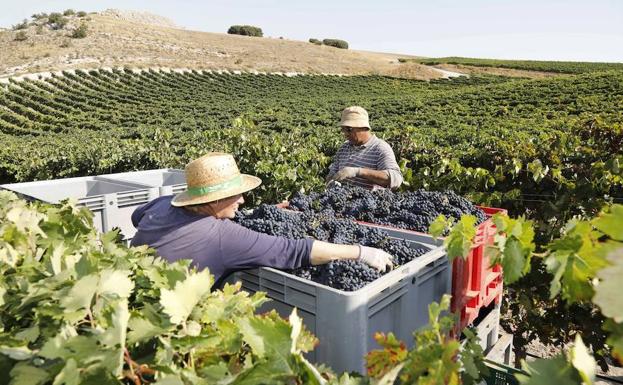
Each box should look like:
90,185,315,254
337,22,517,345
358,246,394,272
330,167,360,182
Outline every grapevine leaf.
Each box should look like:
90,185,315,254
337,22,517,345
97,269,134,299
593,248,623,322
428,215,449,238
238,311,292,361
365,333,408,378
52,358,80,385
604,320,623,366
517,355,581,385
444,215,476,261
98,300,129,375
569,335,595,385
592,204,623,241
60,274,99,313
154,374,185,385
9,362,50,385
160,269,213,325
502,238,527,284
0,345,34,360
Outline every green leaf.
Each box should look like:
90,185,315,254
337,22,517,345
592,204,623,241
604,320,623,366
127,316,168,345
428,215,449,238
444,215,476,261
0,346,34,360
160,269,213,325
569,335,595,385
52,358,80,385
97,269,134,299
517,355,582,385
9,362,50,385
60,274,98,313
593,248,623,322
154,375,185,385
502,238,527,284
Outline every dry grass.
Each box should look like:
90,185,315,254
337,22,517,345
0,13,444,80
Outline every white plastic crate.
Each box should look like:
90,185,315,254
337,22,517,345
232,230,450,374
99,169,186,196
1,176,158,239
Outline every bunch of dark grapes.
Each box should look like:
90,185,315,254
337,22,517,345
234,205,428,291
288,185,487,232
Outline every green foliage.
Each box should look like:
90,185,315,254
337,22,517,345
488,214,535,284
76,11,87,17
47,13,68,30
227,25,263,37
12,19,29,30
31,13,48,20
365,295,487,385
322,39,349,49
415,56,623,74
63,9,75,16
309,38,322,45
0,192,326,384
70,23,88,39
13,31,28,42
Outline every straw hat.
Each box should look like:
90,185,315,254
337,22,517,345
340,106,370,129
171,152,262,207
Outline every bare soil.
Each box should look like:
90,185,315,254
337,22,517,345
0,12,443,80
433,63,561,79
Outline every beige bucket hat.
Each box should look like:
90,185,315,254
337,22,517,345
171,152,262,207
340,106,370,129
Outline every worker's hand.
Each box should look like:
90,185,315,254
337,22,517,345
331,167,360,182
358,246,394,272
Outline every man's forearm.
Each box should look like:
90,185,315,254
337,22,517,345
358,168,391,187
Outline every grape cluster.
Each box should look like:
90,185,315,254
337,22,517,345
235,205,428,291
289,185,487,232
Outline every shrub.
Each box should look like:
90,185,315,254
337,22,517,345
63,9,75,16
322,38,348,49
47,12,68,30
31,12,48,20
227,25,263,37
12,19,29,30
71,23,88,38
77,11,87,17
14,31,28,41
309,38,322,45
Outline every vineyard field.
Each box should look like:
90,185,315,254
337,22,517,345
414,56,623,74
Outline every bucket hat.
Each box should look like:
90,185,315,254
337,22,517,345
340,106,370,129
171,152,262,207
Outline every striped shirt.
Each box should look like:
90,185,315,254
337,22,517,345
328,135,403,190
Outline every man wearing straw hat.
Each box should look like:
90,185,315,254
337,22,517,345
327,106,403,190
131,152,394,288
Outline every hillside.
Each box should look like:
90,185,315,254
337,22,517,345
0,10,445,80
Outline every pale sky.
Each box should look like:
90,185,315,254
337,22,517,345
2,0,622,62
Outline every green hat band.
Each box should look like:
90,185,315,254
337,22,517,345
186,175,243,196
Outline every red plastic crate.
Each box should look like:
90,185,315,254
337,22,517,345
452,206,506,332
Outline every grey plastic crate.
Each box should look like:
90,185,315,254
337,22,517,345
232,230,450,374
1,176,158,239
99,169,186,196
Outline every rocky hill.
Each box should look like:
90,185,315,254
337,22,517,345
0,9,445,80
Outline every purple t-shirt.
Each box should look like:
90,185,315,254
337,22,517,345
130,196,312,288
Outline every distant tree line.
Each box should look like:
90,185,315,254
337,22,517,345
309,38,349,49
227,25,263,37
